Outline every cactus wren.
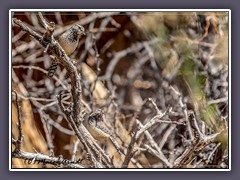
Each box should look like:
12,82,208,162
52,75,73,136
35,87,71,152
48,24,85,77
58,24,85,56
87,109,123,154
87,109,113,141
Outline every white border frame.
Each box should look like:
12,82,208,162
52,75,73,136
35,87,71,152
9,9,231,171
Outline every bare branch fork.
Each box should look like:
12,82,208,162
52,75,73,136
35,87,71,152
122,98,173,168
169,86,221,168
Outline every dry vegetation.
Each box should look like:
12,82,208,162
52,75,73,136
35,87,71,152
11,11,229,169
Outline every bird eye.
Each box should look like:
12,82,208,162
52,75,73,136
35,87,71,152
75,24,86,35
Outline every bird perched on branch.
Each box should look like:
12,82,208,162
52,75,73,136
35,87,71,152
48,24,85,77
87,109,123,154
88,109,114,141
58,24,85,56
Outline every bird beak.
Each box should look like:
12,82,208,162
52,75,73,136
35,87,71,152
77,29,86,36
